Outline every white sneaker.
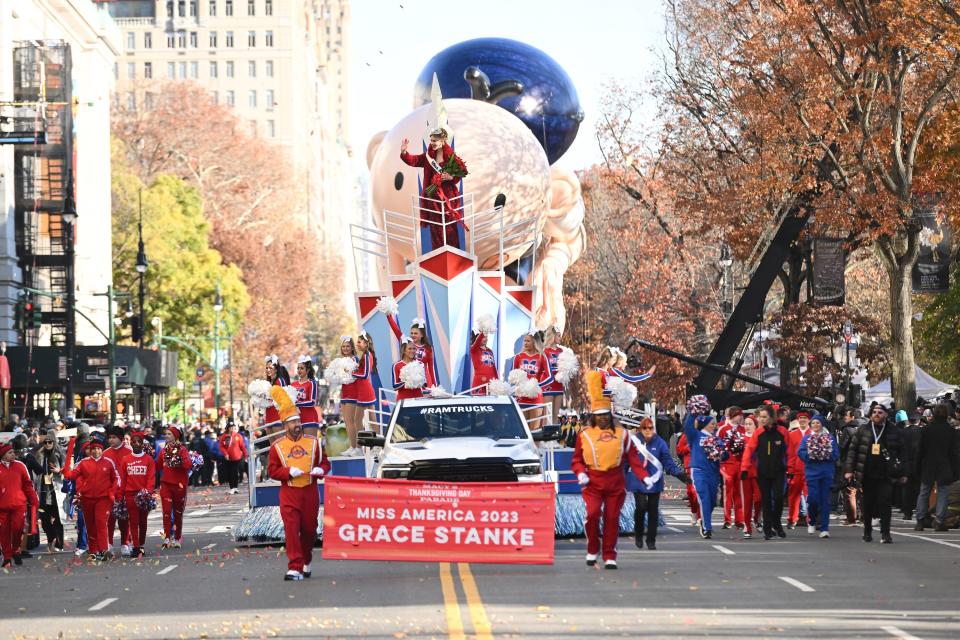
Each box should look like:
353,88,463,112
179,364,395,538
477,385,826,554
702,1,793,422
170,539,182,549
585,553,598,566
284,570,304,581
604,559,618,570
690,514,698,526
121,544,131,557
302,563,312,578
819,531,830,538
807,525,816,535
74,548,87,557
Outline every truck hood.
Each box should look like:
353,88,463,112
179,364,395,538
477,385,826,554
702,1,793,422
381,437,539,466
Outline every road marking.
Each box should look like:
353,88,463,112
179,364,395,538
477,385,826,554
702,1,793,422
438,563,465,640
202,543,217,550
88,598,117,611
186,509,210,517
457,563,493,640
778,576,815,592
889,530,960,550
156,564,178,576
881,625,923,640
713,545,735,555
206,525,229,533
666,526,683,533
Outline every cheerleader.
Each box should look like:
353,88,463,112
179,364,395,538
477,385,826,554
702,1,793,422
341,334,376,456
511,331,554,428
739,414,763,538
608,347,656,385
541,326,567,424
387,315,436,382
797,414,839,538
263,355,292,437
158,426,192,549
118,431,155,558
294,355,321,438
469,330,497,394
393,336,434,400
717,406,746,529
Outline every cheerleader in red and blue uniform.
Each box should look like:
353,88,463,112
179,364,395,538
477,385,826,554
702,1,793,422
387,315,437,385
393,337,434,401
470,330,498,394
293,355,320,438
512,332,554,428
541,326,568,425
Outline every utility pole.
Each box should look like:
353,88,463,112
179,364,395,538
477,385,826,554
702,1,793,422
213,285,223,421
107,285,117,424
62,172,77,418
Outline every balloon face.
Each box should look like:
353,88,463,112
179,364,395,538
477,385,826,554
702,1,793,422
414,38,583,164
367,99,550,276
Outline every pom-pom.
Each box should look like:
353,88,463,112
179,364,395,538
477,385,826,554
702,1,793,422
726,430,746,456
247,379,274,409
805,431,835,461
701,434,725,462
554,347,579,385
283,385,299,406
376,295,398,316
324,357,358,388
428,385,452,398
399,360,427,389
134,489,157,512
111,498,129,521
507,369,528,386
514,376,542,400
163,444,184,470
606,376,637,411
189,451,205,471
487,379,512,396
686,394,712,416
472,313,497,335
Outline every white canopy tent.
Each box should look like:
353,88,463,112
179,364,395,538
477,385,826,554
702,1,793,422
863,366,957,409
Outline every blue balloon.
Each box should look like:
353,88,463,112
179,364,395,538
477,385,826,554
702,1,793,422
414,38,583,164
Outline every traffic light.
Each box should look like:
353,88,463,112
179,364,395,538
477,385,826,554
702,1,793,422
13,296,23,332
129,316,142,343
30,302,42,329
22,299,35,330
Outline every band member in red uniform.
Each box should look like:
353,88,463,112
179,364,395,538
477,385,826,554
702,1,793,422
512,332,554,428
0,443,39,568
294,355,321,438
470,330,498,395
739,414,763,538
393,336,433,400
59,440,119,560
102,426,132,556
717,406,746,529
787,410,811,528
119,431,156,558
263,355,292,438
571,410,650,569
159,426,192,549
400,127,469,251
267,385,330,581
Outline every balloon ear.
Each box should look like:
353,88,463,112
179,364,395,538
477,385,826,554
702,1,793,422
366,131,388,169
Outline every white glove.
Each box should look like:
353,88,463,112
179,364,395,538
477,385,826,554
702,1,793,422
577,472,590,486
288,467,304,478
643,476,656,489
309,467,325,477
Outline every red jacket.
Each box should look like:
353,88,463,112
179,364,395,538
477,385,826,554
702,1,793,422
159,444,192,489
103,444,131,470
0,460,39,510
64,455,120,500
120,452,156,494
717,422,746,470
787,428,808,475
677,433,691,469
218,432,248,462
266,435,330,485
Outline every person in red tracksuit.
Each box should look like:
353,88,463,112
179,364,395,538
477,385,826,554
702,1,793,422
571,410,650,569
218,424,248,494
717,406,746,529
266,384,330,581
469,330,497,394
787,411,811,528
159,426,192,549
676,432,700,525
102,426,132,556
59,440,120,560
119,431,156,558
739,414,763,538
0,443,39,568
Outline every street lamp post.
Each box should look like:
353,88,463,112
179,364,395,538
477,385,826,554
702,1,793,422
93,286,132,425
62,171,77,418
843,320,853,406
135,190,149,420
213,286,223,421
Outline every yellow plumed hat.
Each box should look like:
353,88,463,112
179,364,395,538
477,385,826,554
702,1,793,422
270,385,300,423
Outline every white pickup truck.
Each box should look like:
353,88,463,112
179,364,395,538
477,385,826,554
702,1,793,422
357,396,557,483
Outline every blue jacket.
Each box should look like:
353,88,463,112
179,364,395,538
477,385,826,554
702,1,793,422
797,431,839,479
625,433,684,493
683,414,726,475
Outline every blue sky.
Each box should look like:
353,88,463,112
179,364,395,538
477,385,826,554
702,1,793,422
348,0,666,170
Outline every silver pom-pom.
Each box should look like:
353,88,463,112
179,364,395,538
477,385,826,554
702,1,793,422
554,347,579,385
606,376,638,411
514,376,542,399
507,368,528,386
472,313,497,335
399,360,427,389
487,379,513,397
324,357,358,388
376,295,398,316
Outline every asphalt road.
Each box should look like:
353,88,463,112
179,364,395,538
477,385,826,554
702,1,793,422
1,485,958,640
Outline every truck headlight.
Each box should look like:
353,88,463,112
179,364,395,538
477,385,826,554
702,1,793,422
512,463,542,476
381,466,410,479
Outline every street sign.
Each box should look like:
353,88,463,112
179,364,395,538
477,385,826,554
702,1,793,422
196,366,206,379
96,366,128,378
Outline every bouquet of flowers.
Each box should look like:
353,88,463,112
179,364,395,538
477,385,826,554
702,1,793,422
134,489,157,512
111,498,129,521
702,435,725,462
423,154,468,197
163,444,183,470
189,451,205,471
726,429,746,456
805,431,835,462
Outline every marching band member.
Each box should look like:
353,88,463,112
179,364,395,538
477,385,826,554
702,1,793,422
571,409,650,569
584,347,617,415
739,414,763,538
786,410,811,528
0,443,39,568
102,426,132,556
717,407,746,529
267,385,330,581
393,335,434,400
469,329,498,395
294,355,321,438
512,331,554,428
119,431,156,558
158,426,192,549
59,440,119,560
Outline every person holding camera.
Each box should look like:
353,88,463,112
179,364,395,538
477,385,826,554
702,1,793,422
843,404,906,543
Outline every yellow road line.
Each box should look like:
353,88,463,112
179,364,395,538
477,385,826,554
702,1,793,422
457,563,493,640
438,562,466,640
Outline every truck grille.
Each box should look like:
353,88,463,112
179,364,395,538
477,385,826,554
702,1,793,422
407,458,518,482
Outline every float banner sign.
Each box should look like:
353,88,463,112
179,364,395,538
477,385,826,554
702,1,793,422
322,476,556,565
912,206,951,293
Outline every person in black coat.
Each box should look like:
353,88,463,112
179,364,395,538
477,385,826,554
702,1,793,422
914,402,960,531
843,404,906,543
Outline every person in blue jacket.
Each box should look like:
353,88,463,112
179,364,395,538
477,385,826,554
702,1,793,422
625,417,689,549
797,414,839,538
683,396,728,539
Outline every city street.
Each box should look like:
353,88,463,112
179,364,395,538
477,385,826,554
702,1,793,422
1,486,958,639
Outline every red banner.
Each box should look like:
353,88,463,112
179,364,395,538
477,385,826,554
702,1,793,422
322,477,556,565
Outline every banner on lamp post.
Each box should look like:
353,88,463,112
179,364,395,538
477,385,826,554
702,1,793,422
812,238,846,306
912,205,951,293
321,476,556,565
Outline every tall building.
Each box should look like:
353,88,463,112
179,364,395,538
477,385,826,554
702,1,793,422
106,0,357,299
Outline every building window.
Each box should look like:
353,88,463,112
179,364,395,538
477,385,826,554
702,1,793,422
144,92,155,109
178,0,186,17
248,90,257,107
265,89,274,110
166,1,173,18
190,32,198,48
226,90,235,106
167,62,175,78
267,119,275,137
225,0,233,16
248,60,256,77
225,31,234,47
179,61,187,79
226,61,234,77
190,0,198,17
127,92,136,110
167,33,175,48
209,0,217,16
144,62,153,79
209,61,218,78
265,30,273,47
144,32,152,49
248,31,256,47
190,61,199,78
265,60,273,77
265,0,272,15
127,32,136,49
209,31,217,47
127,62,136,79
177,31,187,49
247,0,255,15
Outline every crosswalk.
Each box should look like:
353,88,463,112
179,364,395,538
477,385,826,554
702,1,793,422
146,494,247,538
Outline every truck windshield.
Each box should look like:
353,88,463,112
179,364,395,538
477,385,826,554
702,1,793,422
390,403,528,443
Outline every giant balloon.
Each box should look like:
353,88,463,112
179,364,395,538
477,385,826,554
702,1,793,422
414,38,583,165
